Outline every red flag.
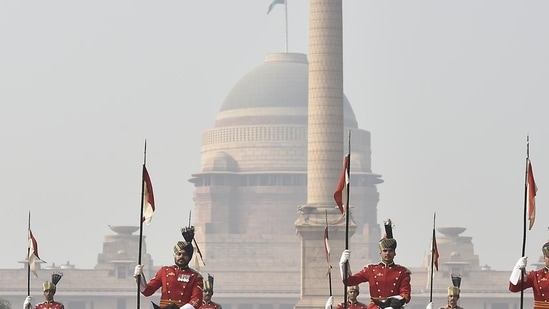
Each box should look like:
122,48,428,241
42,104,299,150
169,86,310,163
142,166,155,225
527,160,537,230
324,226,331,265
432,233,440,271
28,229,43,277
334,154,349,214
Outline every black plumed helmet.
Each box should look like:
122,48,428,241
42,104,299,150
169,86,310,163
448,274,461,296
173,226,196,258
378,219,397,250
42,271,63,292
204,273,214,293
181,226,195,242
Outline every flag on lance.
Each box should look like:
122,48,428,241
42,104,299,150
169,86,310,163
333,154,350,214
142,165,155,225
28,229,44,277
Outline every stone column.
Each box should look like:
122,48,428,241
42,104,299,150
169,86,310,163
295,1,353,308
306,0,344,207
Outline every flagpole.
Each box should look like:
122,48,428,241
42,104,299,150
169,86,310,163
284,0,288,52
343,130,351,309
519,136,530,309
136,140,147,309
27,211,31,297
522,136,530,256
429,212,436,303
344,130,351,249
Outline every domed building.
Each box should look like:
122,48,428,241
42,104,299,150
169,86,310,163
0,52,534,309
0,0,535,306
189,52,383,308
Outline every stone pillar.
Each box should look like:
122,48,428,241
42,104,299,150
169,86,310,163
306,0,344,207
295,0,348,308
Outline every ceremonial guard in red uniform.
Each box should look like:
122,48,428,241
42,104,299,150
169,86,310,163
135,226,204,309
23,272,65,309
334,286,368,309
439,275,463,309
202,274,222,309
509,241,549,309
338,219,411,309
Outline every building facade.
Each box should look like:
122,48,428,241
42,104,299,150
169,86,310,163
0,224,535,308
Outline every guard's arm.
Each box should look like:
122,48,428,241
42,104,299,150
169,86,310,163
133,265,148,292
509,256,527,285
339,250,351,280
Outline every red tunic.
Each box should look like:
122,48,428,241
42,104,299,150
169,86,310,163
343,262,411,309
336,301,368,309
202,301,222,309
142,265,204,308
509,267,549,308
35,301,64,309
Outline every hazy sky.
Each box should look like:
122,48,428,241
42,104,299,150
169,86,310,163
1,1,548,273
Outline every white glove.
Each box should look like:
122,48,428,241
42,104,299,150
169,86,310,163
510,256,528,285
134,264,143,278
23,296,32,309
515,256,528,269
339,250,350,280
180,304,195,309
339,249,350,265
134,265,148,292
325,296,334,309
426,302,433,309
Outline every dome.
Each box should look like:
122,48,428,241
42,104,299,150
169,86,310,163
199,52,377,174
217,52,358,128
